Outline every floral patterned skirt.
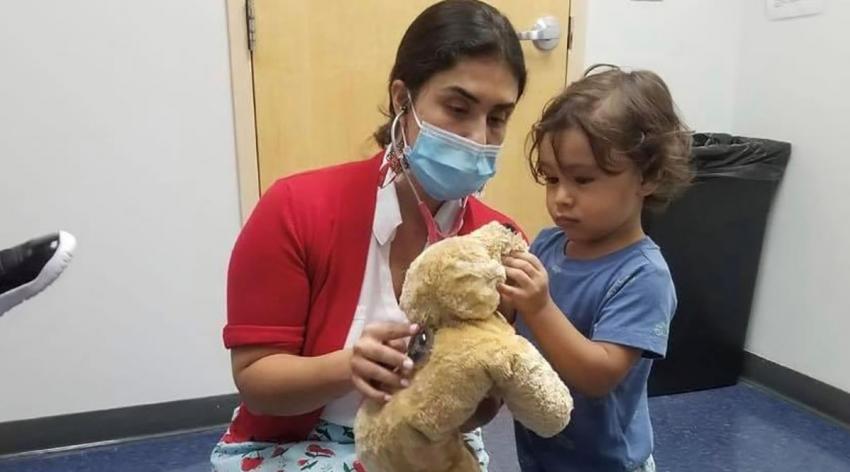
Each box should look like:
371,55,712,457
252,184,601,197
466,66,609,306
210,418,489,472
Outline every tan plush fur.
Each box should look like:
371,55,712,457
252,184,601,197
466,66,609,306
354,222,573,472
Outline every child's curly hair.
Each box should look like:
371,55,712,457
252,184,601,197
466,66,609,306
527,64,693,211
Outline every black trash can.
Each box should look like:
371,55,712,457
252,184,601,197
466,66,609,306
646,133,791,396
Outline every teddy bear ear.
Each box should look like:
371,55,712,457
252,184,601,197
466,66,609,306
450,258,505,287
477,258,507,282
500,222,519,234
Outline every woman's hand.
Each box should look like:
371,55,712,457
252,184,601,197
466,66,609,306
351,322,418,402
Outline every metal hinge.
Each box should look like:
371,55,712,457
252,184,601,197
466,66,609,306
246,0,256,52
567,16,574,50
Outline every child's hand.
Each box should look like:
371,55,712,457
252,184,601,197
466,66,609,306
499,252,553,317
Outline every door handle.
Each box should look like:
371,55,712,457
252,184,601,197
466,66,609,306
518,15,561,51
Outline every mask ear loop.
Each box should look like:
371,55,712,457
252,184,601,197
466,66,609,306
378,108,409,188
385,99,468,244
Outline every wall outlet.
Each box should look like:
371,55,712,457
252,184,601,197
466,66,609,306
766,0,824,20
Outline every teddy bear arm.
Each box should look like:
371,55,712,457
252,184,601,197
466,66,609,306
494,339,573,438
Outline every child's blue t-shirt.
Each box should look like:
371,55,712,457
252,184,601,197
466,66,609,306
514,227,677,472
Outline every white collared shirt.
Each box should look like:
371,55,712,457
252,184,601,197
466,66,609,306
321,180,461,426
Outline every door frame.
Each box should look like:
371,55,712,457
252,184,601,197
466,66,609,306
224,0,588,223
226,0,260,222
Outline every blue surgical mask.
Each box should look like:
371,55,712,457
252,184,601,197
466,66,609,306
395,98,501,201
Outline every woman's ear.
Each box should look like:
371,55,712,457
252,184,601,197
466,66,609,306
390,79,410,114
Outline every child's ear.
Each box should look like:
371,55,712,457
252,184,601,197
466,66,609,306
639,176,660,198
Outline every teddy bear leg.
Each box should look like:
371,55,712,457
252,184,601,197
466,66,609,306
395,432,480,472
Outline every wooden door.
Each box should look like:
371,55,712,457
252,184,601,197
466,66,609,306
251,0,570,236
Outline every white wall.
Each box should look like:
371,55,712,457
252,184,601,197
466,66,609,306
0,0,240,422
580,0,742,133
579,0,850,393
734,2,850,393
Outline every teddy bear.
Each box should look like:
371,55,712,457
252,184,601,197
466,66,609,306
354,221,573,472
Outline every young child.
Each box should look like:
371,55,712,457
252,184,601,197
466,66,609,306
499,65,692,472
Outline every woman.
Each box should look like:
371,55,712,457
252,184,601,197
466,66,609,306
212,1,528,470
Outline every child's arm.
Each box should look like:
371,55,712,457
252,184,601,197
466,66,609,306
500,253,641,398
515,300,640,397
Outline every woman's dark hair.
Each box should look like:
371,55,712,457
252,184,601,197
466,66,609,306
373,0,527,147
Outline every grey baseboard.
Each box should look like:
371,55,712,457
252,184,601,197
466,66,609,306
742,352,850,428
0,393,239,456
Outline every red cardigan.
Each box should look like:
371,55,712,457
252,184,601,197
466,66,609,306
223,153,521,443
